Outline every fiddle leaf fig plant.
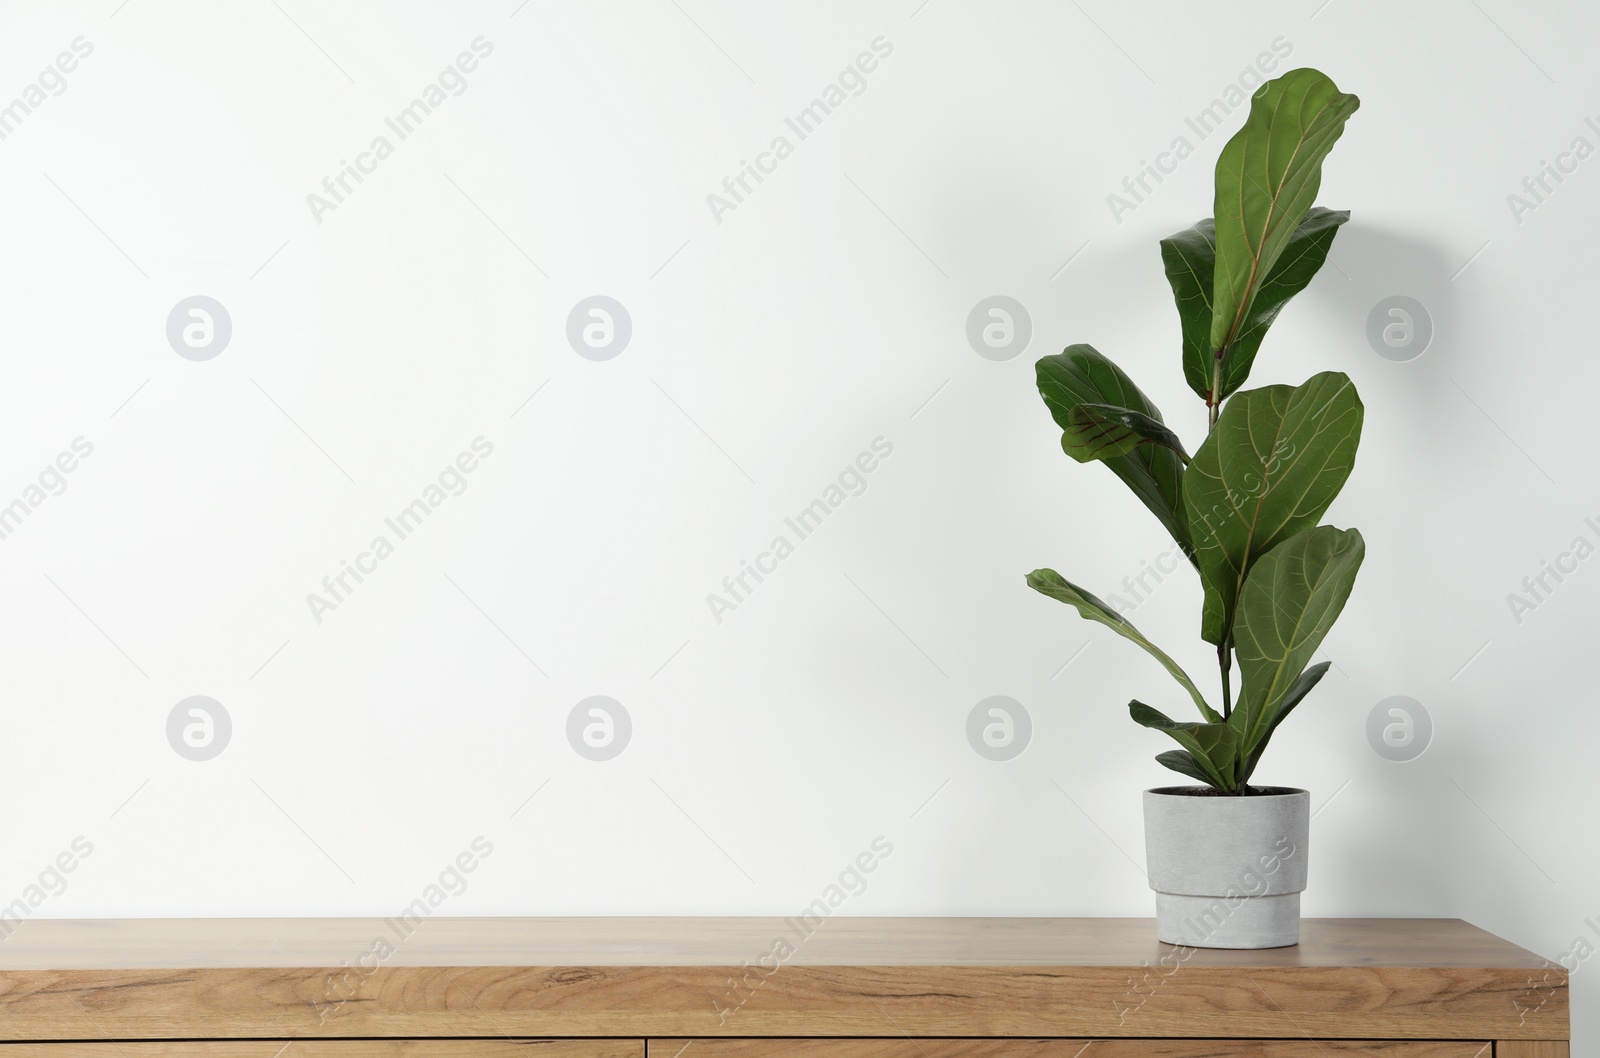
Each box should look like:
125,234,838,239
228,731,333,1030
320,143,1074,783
1026,67,1364,795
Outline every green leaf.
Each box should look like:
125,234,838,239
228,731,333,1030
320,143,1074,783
1231,528,1364,763
1062,403,1191,464
1182,371,1363,644
1237,660,1330,785
1210,68,1359,356
1028,569,1220,724
1221,207,1347,398
1130,700,1239,790
1162,208,1348,403
1154,749,1220,788
1161,219,1221,401
1037,346,1191,561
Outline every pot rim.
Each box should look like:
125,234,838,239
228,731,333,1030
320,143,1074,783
1145,785,1308,798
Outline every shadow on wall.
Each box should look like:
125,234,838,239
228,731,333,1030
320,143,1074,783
1313,221,1458,377
1300,223,1554,928
1295,218,1467,653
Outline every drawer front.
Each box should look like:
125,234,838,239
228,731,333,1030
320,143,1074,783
0,1044,642,1058
646,1043,1489,1058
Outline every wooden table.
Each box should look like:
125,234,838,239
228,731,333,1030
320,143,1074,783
0,918,1568,1056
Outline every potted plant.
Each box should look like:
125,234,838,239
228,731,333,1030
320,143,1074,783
1027,67,1363,949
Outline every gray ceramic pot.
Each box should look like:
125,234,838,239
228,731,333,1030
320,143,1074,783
1142,786,1309,949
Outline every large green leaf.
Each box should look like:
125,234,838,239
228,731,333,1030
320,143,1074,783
1230,527,1363,761
1222,207,1347,397
1161,219,1221,401
1183,371,1363,644
1162,208,1348,403
1129,700,1238,790
1237,660,1330,785
1062,403,1190,464
1027,569,1219,723
1210,69,1359,356
1154,749,1218,787
1037,347,1191,561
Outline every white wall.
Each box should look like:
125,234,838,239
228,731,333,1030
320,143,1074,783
1,0,1595,1041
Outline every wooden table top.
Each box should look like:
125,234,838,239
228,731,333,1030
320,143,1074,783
0,916,1553,970
0,918,1565,1042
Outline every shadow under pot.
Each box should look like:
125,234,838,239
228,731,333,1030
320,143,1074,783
1142,786,1310,949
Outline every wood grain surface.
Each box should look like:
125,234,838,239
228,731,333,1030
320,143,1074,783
646,1041,1492,1058
0,918,1565,1042
0,1045,641,1058
0,917,1555,969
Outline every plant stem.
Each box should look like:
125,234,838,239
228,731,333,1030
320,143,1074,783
1218,641,1232,719
1209,349,1224,429
1208,348,1229,714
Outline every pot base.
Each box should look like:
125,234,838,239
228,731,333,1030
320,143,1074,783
1155,891,1300,949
